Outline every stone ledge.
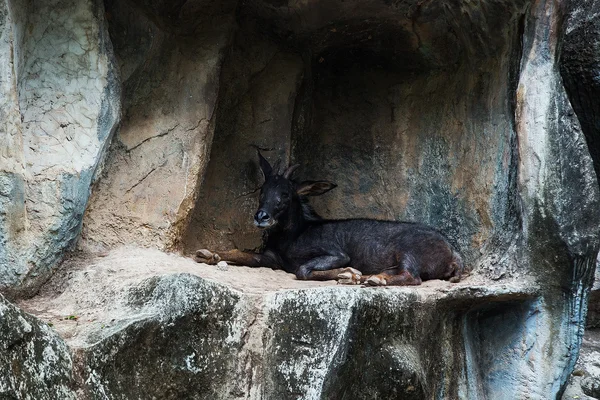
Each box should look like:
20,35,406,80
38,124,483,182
18,246,539,348
11,247,546,399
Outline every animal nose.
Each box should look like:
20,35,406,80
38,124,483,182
256,210,270,222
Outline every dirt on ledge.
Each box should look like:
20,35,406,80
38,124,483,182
17,246,532,347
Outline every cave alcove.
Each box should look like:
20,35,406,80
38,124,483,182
183,0,526,280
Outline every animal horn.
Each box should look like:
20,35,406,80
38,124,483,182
283,164,300,179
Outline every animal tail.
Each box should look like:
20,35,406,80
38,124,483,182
448,250,467,283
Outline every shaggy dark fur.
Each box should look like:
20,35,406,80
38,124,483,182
196,151,464,286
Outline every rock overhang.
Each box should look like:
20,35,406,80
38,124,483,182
239,0,530,67
183,0,530,272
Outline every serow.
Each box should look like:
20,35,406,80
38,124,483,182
195,151,465,286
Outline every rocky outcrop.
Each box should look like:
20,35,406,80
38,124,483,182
18,248,544,399
0,294,75,399
0,0,120,298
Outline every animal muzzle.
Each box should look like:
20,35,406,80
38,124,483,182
254,210,275,228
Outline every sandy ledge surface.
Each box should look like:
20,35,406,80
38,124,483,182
17,246,536,346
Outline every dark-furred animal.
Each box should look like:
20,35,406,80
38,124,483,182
195,151,464,286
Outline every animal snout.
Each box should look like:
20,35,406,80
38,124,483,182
254,210,273,228
256,210,270,221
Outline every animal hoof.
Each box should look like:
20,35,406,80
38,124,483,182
337,272,358,285
366,276,387,286
337,268,362,285
194,249,221,265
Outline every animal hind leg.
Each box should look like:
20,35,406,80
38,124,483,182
337,268,364,284
311,267,362,282
366,270,423,286
447,251,466,283
365,253,422,286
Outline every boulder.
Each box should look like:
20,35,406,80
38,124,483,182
562,329,600,400
0,294,75,399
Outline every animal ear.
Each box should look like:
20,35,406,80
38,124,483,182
257,150,272,178
283,164,300,179
296,180,337,196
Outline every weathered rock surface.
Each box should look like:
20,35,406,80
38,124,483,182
79,0,237,253
561,0,600,182
0,294,75,399
0,0,120,298
561,0,600,338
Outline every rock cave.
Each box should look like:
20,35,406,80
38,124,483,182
1,0,600,399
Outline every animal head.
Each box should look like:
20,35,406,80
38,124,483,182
253,151,336,229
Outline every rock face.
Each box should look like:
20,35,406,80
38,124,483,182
79,0,238,253
0,0,120,298
561,0,600,182
1,0,600,399
0,294,75,399
561,0,600,338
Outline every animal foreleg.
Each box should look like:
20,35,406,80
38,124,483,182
296,253,355,281
195,249,272,267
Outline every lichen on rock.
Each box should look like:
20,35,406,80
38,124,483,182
0,294,75,400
